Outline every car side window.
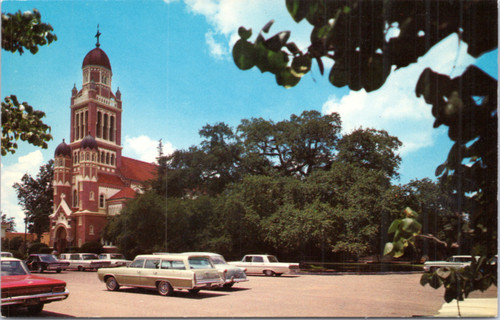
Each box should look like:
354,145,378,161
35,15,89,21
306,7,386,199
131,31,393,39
253,256,264,262
245,256,253,262
144,259,160,269
70,254,80,260
161,260,186,270
129,259,145,268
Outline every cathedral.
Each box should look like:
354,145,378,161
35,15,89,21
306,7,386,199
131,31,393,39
49,33,157,253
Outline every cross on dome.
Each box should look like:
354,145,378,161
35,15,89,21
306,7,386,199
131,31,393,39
95,24,101,47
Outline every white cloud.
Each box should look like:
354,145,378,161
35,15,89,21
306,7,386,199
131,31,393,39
322,34,476,155
183,0,313,59
205,30,228,60
124,135,175,163
1,150,44,231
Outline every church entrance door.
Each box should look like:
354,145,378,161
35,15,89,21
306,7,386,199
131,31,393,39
54,227,68,253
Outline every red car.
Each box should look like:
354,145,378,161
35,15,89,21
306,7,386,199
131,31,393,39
1,257,69,315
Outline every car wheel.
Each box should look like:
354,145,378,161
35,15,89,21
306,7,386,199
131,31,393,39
223,283,234,289
275,273,283,277
36,265,43,273
56,269,62,273
78,266,84,271
157,281,174,296
264,270,274,277
188,289,200,294
27,303,44,315
106,277,120,291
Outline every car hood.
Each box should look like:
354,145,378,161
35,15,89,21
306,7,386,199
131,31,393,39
1,275,66,289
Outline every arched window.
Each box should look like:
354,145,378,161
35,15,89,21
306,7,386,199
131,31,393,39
96,111,102,138
106,153,110,165
89,225,94,235
111,154,115,166
84,111,88,137
103,114,108,140
100,151,105,163
75,113,80,140
73,190,78,207
109,116,115,142
86,153,90,161
99,194,105,208
79,112,84,140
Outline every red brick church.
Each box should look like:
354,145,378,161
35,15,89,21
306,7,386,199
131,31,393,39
49,33,157,253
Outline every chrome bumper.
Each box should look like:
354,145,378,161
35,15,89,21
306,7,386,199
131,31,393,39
2,289,69,306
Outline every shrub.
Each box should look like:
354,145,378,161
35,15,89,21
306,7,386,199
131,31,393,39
80,241,103,254
28,242,49,254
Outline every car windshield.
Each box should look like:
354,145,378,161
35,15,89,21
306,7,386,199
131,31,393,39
82,254,98,260
210,256,226,265
188,257,214,269
1,260,30,276
267,255,279,263
39,255,58,262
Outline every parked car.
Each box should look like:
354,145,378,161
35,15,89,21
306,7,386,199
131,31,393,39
97,253,223,296
423,255,479,272
59,253,111,271
228,254,300,276
98,253,132,267
1,252,13,258
25,254,69,273
1,257,69,315
183,252,248,289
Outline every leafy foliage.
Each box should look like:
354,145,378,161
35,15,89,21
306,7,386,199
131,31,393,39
2,9,57,55
103,190,166,259
1,213,16,232
1,95,53,156
12,160,54,240
79,241,104,254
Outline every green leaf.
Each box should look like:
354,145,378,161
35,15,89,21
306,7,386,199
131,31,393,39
429,273,443,289
276,67,301,88
265,31,291,52
261,20,274,33
435,162,447,176
387,219,401,234
291,55,312,77
232,39,256,70
383,242,394,256
238,26,252,41
286,0,308,23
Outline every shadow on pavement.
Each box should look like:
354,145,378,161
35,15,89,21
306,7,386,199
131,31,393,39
104,287,228,299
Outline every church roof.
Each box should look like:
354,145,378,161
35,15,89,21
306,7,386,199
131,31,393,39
55,139,71,157
81,134,99,150
98,172,126,187
109,187,136,200
82,47,112,71
120,157,157,183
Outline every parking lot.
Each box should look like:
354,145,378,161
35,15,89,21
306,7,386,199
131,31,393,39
7,270,484,318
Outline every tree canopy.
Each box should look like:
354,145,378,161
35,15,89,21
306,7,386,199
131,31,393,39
232,0,497,303
13,160,54,240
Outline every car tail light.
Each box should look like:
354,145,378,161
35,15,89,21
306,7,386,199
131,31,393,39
52,286,66,293
244,268,247,272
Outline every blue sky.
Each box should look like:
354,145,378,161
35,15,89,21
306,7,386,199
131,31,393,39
2,0,498,230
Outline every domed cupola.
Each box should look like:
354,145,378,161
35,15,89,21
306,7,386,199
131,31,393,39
55,139,72,157
81,133,99,150
82,47,111,71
